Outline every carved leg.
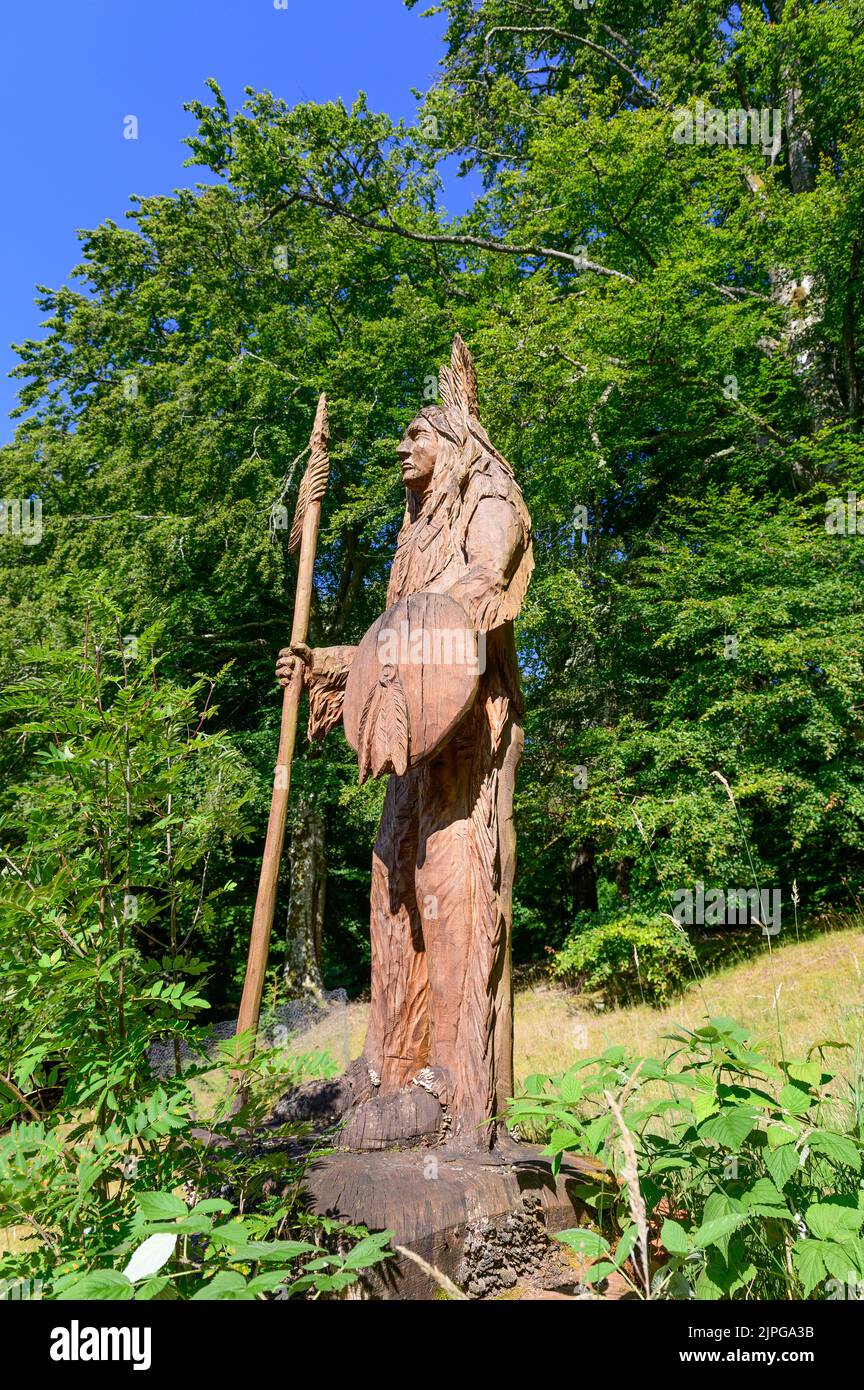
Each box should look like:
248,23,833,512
417,704,514,1148
416,706,523,1149
415,724,473,1136
363,769,429,1091
328,771,443,1151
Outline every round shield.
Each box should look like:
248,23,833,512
344,591,480,780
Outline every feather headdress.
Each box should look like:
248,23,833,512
438,333,479,421
388,335,535,630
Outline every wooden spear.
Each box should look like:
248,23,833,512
234,393,330,1059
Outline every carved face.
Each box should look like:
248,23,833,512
396,416,438,490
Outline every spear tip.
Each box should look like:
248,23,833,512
312,392,329,448
288,393,331,554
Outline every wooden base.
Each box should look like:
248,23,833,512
304,1144,600,1299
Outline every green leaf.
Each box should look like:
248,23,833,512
136,1190,188,1221
779,1083,814,1116
544,1127,582,1157
556,1228,610,1258
742,1177,789,1211
134,1276,172,1300
808,1131,861,1171
54,1269,134,1301
695,1264,726,1300
340,1232,392,1271
77,1159,101,1197
226,1239,318,1263
246,1270,294,1294
805,1200,864,1242
191,1271,251,1301
612,1224,639,1269
792,1239,828,1296
692,1212,748,1249
698,1105,757,1150
821,1242,863,1283
583,1260,619,1284
785,1061,822,1089
765,1143,800,1189
692,1086,719,1123
582,1112,613,1153
557,1070,584,1104
767,1122,800,1148
703,1191,744,1221
661,1218,690,1256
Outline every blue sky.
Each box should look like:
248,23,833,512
0,0,462,441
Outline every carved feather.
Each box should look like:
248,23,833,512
373,675,409,777
485,693,509,755
357,681,380,785
438,334,479,418
356,671,411,783
289,393,330,554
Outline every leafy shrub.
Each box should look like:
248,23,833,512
551,911,697,1006
509,1018,864,1299
0,620,390,1300
0,1035,392,1300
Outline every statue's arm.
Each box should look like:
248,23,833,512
276,643,356,741
445,495,528,630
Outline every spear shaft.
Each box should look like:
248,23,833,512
235,394,329,1055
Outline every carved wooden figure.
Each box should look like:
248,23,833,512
276,337,533,1150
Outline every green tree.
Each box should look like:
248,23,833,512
3,2,864,996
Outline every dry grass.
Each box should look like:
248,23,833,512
524,926,863,1079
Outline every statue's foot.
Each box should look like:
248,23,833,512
335,1067,455,1151
337,1083,446,1151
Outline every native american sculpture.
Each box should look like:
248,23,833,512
276,337,533,1150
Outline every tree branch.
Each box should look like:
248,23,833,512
482,26,657,105
264,187,638,283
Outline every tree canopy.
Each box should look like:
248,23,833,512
2,0,863,998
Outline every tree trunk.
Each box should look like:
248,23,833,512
570,846,598,913
614,859,631,903
283,802,326,1002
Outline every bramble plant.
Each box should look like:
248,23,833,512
551,910,698,1007
509,1018,864,1299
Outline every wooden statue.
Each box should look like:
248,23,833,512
277,337,533,1150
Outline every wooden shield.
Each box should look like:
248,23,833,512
344,591,480,780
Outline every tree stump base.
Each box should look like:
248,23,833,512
304,1144,601,1299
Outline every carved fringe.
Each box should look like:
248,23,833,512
456,713,503,1143
306,670,349,741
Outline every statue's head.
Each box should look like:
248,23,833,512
395,336,521,523
396,414,440,491
388,335,534,617
396,407,463,492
